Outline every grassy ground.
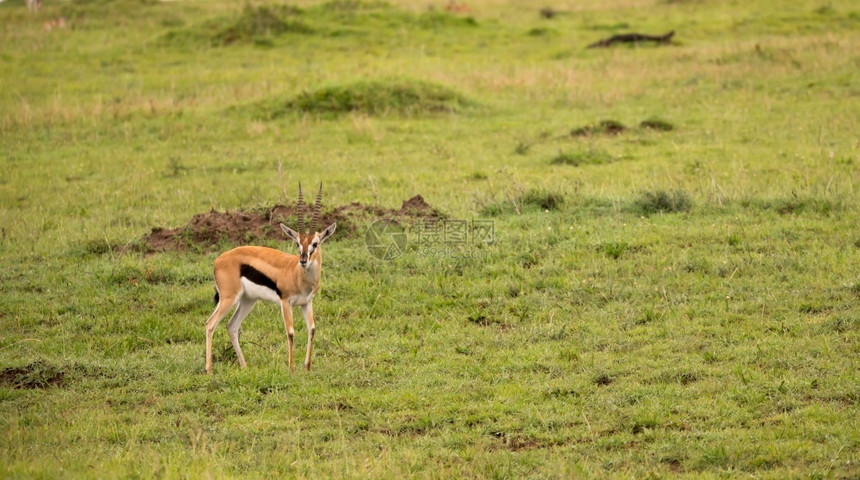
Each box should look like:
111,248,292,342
1,0,858,477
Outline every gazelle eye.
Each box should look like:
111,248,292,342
312,242,318,248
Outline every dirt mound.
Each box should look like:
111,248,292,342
137,195,441,253
397,194,440,217
570,120,627,137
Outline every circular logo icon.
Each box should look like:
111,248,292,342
365,219,407,260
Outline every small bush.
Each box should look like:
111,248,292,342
417,11,478,29
213,5,311,45
478,203,504,217
571,119,627,136
161,5,310,47
259,79,473,118
654,369,703,385
602,241,628,259
71,239,116,257
632,189,692,214
522,189,565,211
821,316,857,333
774,197,838,215
514,141,531,155
70,0,158,4
799,303,829,314
479,188,565,216
61,0,157,20
744,196,842,216
320,0,390,12
727,233,742,247
636,307,663,325
640,117,675,131
593,372,613,386
550,149,613,166
527,27,557,36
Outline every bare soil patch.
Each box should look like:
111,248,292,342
0,362,68,389
570,119,627,137
489,431,566,451
136,195,442,253
587,30,675,49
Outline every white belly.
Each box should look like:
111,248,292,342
289,291,315,306
240,277,281,304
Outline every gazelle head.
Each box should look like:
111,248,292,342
280,183,337,269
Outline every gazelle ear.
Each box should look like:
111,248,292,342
280,223,300,243
319,222,337,243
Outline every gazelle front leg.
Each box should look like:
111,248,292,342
281,300,295,373
301,303,316,371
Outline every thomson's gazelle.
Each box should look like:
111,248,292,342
205,183,336,374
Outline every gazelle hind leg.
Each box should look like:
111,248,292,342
205,294,238,374
226,298,256,369
281,301,295,373
302,303,315,371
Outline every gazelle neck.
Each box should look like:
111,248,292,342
297,252,322,283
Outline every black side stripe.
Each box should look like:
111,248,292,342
240,264,282,297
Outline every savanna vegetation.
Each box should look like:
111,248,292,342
1,0,858,477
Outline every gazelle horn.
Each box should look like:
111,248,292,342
296,182,306,234
312,183,323,233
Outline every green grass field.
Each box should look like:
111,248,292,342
1,0,858,477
